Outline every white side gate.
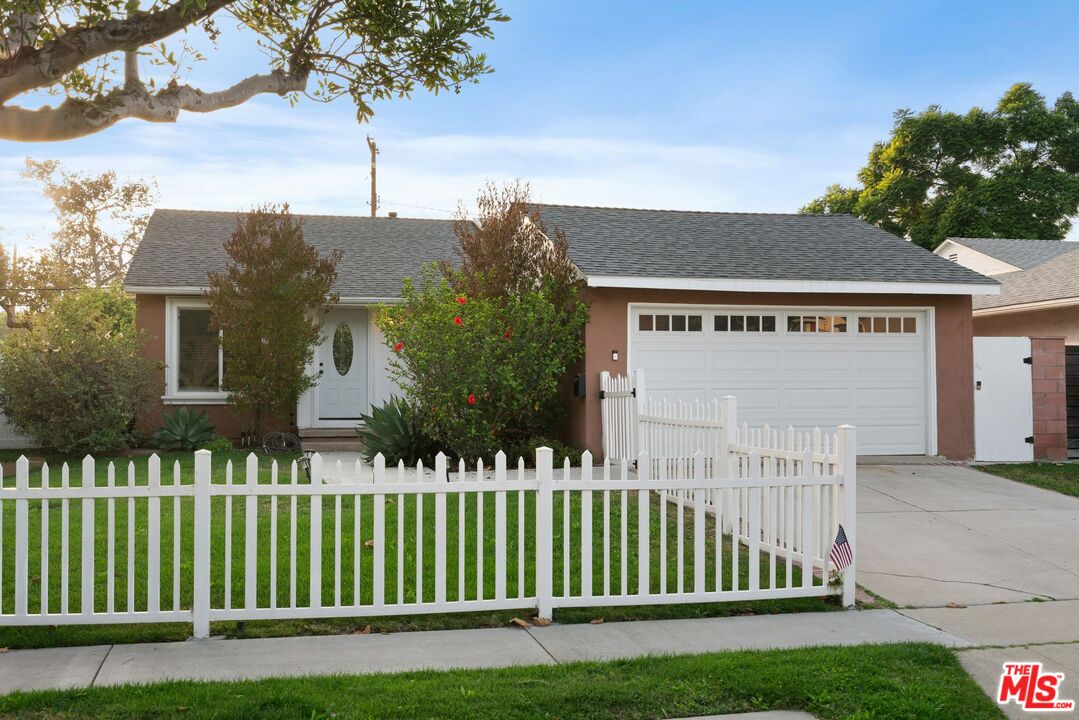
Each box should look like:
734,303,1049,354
973,337,1034,462
600,369,643,461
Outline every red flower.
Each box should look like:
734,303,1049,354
393,342,404,352
467,393,476,405
503,326,512,339
454,316,463,326
456,296,468,305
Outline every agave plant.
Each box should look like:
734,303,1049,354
152,407,216,451
357,397,429,465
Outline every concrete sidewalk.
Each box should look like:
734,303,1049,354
0,609,967,694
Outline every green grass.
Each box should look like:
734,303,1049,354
978,462,1079,497
0,643,1003,719
0,450,835,649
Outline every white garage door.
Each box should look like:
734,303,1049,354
629,306,931,455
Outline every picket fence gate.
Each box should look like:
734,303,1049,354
0,437,855,639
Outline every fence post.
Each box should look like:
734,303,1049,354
837,425,857,608
599,371,611,460
535,446,554,621
719,396,737,481
193,449,212,639
634,368,646,459
14,456,28,618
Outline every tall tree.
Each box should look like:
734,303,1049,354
802,83,1079,249
22,158,157,288
205,205,340,434
0,1,508,142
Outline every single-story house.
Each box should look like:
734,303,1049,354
935,237,1079,457
125,206,999,459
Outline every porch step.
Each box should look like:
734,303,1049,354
298,428,359,439
303,439,366,453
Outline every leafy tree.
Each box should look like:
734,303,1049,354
802,83,1079,249
378,184,589,459
22,158,157,287
0,1,508,142
205,205,340,434
0,287,156,453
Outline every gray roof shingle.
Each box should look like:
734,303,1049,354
539,205,996,287
973,246,1079,310
125,209,460,298
945,237,1078,270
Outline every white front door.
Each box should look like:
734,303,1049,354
316,307,369,425
973,336,1034,461
629,305,932,455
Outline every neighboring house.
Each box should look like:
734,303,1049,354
125,206,998,459
935,237,1079,457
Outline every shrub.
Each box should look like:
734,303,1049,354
0,287,156,454
377,270,588,460
356,397,432,466
199,436,234,453
152,407,216,451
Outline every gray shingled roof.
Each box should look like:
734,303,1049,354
539,205,996,286
945,237,1078,270
974,246,1079,310
126,209,460,298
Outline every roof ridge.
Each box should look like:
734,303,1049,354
535,203,854,218
947,236,1076,243
152,208,456,222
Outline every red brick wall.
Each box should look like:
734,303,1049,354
1031,337,1067,461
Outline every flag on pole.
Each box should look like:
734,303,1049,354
829,524,853,573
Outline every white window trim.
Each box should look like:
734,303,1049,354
163,297,227,404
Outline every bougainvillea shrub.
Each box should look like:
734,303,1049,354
377,269,587,460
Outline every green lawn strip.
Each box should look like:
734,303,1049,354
977,462,1079,498
1,451,835,649
0,643,1004,720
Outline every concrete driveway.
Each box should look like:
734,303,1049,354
858,463,1079,717
857,463,1079,607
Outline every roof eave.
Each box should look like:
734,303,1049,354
974,295,1079,316
125,285,403,303
584,275,1000,296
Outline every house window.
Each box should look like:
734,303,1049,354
714,314,777,332
788,315,848,333
857,315,917,334
638,313,703,332
168,300,225,400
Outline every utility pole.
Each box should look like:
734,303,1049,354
366,135,378,217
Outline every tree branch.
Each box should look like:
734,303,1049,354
0,69,309,141
0,0,235,104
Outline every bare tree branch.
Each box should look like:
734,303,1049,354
0,69,309,141
0,1,235,104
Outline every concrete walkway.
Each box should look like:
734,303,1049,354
0,609,966,695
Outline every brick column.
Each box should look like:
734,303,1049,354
1031,337,1067,461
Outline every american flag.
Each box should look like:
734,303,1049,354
829,524,853,573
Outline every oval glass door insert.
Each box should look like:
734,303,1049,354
332,322,353,376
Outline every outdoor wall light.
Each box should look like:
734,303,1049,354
611,350,619,362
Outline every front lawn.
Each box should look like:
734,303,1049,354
977,462,1079,498
0,643,1003,719
0,450,835,649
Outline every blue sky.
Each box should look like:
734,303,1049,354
2,0,1079,251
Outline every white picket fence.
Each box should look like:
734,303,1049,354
0,439,856,639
